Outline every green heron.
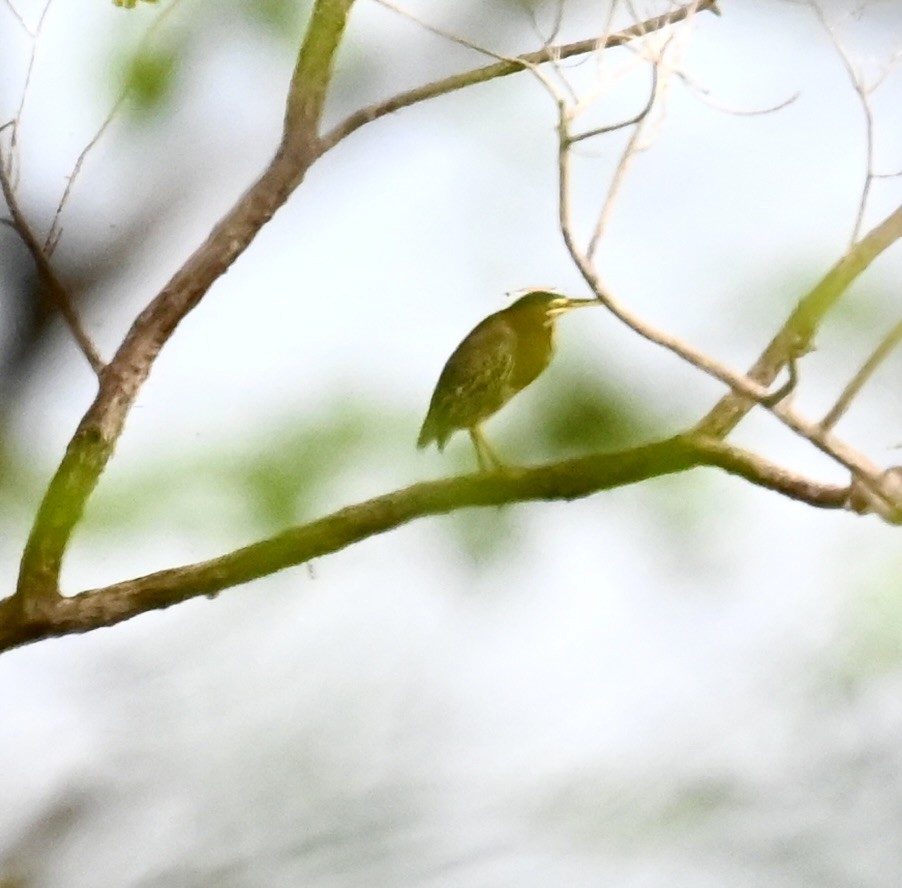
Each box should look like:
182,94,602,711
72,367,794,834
417,289,598,470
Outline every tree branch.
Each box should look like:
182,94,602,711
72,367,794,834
0,434,848,653
523,30,894,505
694,201,902,439
318,0,721,153
556,125,888,494
284,0,355,146
13,0,357,610
0,138,105,374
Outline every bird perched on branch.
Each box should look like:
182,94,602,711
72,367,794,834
417,289,598,470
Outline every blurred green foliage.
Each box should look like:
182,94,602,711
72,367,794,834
110,0,310,119
80,404,375,538
537,369,657,455
842,568,902,681
120,43,181,114
242,0,304,36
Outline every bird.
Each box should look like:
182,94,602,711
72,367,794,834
417,289,598,470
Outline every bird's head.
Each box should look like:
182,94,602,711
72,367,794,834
506,289,599,323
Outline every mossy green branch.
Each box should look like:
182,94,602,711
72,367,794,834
0,435,849,653
696,201,902,439
284,0,356,142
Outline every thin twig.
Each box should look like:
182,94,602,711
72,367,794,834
586,55,664,260
687,84,799,116
0,140,105,375
3,0,31,35
373,0,509,62
821,318,902,431
10,0,53,166
516,0,895,508
522,0,567,47
569,63,658,144
570,1,625,115
810,3,902,243
811,3,874,246
45,0,184,254
633,40,800,117
515,22,772,416
372,0,586,109
320,0,722,153
44,96,125,256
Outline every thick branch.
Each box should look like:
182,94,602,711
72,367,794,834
0,434,847,653
695,201,902,438
14,0,357,607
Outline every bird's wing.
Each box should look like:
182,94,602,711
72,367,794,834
419,317,517,448
444,318,517,400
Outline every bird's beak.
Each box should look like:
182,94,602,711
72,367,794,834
550,297,600,316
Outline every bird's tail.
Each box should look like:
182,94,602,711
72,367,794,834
416,417,434,449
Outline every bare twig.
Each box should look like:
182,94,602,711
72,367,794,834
586,54,665,261
0,140,105,374
44,96,126,256
563,1,623,113
530,55,781,413
812,5,873,245
3,0,31,35
811,3,902,245
821,318,902,431
320,0,722,152
522,0,567,46
373,0,510,61
568,63,658,145
0,434,850,652
647,47,800,116
45,0,184,254
687,84,799,116
10,0,53,166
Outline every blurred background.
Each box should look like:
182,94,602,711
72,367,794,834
2,0,902,885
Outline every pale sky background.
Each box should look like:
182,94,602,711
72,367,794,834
2,1,902,886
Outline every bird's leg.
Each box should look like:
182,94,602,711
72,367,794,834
469,430,488,472
470,428,505,473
